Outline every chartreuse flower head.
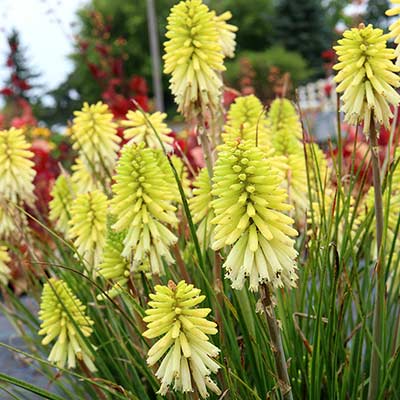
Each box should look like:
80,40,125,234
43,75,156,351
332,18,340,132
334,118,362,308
0,246,11,286
267,99,308,216
97,220,130,300
71,102,120,178
189,168,215,247
333,24,400,134
121,110,174,152
49,174,76,235
0,128,36,204
38,278,96,371
214,11,238,58
71,158,104,194
163,0,225,118
224,95,271,152
143,280,221,398
386,1,400,65
68,190,108,276
212,139,298,291
111,143,178,275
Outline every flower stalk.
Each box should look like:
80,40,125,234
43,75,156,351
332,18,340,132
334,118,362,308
260,283,293,400
367,117,385,400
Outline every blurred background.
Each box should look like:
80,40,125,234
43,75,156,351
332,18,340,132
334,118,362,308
0,0,393,129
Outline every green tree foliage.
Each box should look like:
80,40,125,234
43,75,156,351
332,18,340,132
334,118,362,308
276,0,333,75
365,0,390,28
213,0,276,51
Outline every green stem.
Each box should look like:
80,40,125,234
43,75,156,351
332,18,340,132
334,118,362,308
367,117,385,400
260,284,293,400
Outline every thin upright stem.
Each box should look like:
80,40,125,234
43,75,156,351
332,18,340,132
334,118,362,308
260,284,293,400
367,117,385,400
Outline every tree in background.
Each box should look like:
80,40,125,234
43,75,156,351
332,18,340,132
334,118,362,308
214,0,276,51
365,0,390,27
276,0,333,75
0,30,41,128
44,0,175,125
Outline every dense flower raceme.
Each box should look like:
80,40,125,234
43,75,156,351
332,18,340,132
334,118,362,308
224,95,271,152
0,201,28,239
38,278,96,371
333,24,400,134
386,1,400,65
121,110,174,152
163,0,227,118
267,99,308,216
68,190,108,277
0,245,11,286
143,280,221,398
214,11,238,59
71,158,105,195
0,127,36,204
189,168,215,247
70,102,121,178
97,222,130,299
111,143,178,275
49,174,77,235
211,139,298,291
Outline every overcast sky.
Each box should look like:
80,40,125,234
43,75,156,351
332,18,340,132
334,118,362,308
0,0,87,94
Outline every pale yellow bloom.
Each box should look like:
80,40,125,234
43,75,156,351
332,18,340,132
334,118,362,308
215,11,238,58
68,190,108,276
0,246,11,286
212,139,298,291
164,0,225,118
70,102,120,178
386,1,400,65
189,168,215,247
97,223,130,299
333,24,400,133
121,110,174,152
111,143,178,275
0,128,36,204
38,278,96,371
49,174,76,235
224,95,271,152
267,99,308,216
0,200,28,240
143,281,221,398
71,158,105,194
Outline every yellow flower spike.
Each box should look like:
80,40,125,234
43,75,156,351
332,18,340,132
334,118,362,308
163,0,226,118
224,95,271,152
386,1,400,65
38,278,96,371
0,128,36,204
0,246,11,286
68,190,108,277
49,174,77,235
211,139,298,291
71,158,105,194
189,168,215,248
70,102,121,178
267,99,308,216
121,110,174,152
333,24,400,133
0,201,28,239
111,143,178,275
97,221,130,300
214,11,238,59
143,280,221,398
